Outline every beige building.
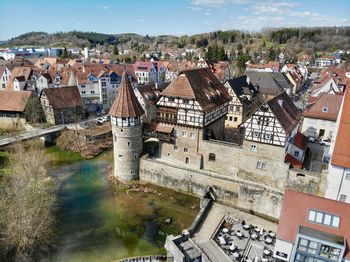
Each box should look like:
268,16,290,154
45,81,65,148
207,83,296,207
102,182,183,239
40,86,83,125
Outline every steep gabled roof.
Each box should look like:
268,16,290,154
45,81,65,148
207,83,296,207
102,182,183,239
246,71,285,97
161,67,231,112
109,72,145,118
225,75,256,104
42,86,82,110
267,91,301,133
0,91,32,112
304,93,343,121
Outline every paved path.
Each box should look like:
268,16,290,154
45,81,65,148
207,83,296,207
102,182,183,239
0,125,66,147
192,203,277,244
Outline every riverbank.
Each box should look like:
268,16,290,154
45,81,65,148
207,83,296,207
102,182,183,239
56,123,113,159
43,147,199,261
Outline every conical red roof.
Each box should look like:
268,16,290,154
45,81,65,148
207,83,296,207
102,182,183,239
109,71,145,117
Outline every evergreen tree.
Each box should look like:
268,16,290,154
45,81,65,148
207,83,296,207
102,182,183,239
237,54,251,76
113,44,119,55
268,47,276,61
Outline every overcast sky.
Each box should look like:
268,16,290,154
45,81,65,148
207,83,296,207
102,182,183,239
0,0,349,40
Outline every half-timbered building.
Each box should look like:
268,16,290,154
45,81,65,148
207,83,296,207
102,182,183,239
224,76,263,128
241,91,301,148
154,67,231,168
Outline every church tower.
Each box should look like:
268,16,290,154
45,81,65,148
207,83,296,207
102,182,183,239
109,71,145,181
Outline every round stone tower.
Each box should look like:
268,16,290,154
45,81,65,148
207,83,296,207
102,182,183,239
109,71,145,181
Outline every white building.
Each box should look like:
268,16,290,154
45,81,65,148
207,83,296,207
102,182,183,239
315,56,337,67
134,61,157,85
0,65,11,90
301,94,343,140
326,88,350,203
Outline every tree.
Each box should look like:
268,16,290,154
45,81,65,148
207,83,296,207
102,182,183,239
236,54,251,76
60,46,68,59
24,97,45,125
0,142,57,261
113,43,119,56
268,47,276,61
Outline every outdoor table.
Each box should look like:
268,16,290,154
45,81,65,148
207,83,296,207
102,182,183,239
236,232,243,237
243,224,250,230
222,228,229,233
233,252,239,258
263,250,271,256
251,233,258,240
265,237,273,244
269,232,275,238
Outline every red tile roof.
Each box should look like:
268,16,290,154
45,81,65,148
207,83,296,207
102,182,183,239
109,72,144,118
0,90,32,112
293,132,309,151
277,189,350,259
304,93,343,121
284,153,303,168
331,87,350,168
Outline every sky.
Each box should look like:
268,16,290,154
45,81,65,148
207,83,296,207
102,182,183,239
0,0,349,40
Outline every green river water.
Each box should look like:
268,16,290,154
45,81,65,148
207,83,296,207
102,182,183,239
41,147,198,262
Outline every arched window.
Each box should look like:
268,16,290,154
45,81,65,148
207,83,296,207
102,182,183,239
209,153,216,162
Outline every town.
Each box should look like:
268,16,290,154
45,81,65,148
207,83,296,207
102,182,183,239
0,6,350,262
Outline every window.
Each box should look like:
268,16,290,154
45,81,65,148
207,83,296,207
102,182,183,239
102,81,106,87
185,157,189,164
251,144,257,152
134,154,137,160
235,106,240,113
295,151,299,157
256,161,267,170
182,131,187,137
173,130,178,137
82,91,86,94
91,90,95,94
81,85,86,88
234,117,238,122
174,145,178,151
345,173,350,180
253,131,260,138
308,209,340,228
190,133,195,139
118,154,122,158
229,116,233,121
209,153,216,162
184,147,189,153
127,142,130,148
339,194,347,202
322,106,329,112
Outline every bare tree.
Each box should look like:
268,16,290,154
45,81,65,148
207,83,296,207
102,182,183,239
24,97,45,125
0,141,56,261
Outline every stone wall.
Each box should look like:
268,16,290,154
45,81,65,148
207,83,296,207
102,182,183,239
140,157,284,220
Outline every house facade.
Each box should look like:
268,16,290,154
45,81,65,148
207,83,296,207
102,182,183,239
274,190,350,262
0,65,11,90
0,90,32,128
40,86,83,125
134,61,157,85
315,56,337,67
301,94,343,140
326,87,350,204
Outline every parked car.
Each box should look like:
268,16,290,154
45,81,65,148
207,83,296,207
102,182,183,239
319,138,331,147
308,137,315,143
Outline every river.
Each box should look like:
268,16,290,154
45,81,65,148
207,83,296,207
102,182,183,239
42,147,198,262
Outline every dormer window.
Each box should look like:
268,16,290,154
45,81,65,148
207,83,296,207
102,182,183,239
322,106,328,113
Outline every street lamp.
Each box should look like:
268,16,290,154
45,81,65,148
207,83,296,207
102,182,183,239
61,111,65,125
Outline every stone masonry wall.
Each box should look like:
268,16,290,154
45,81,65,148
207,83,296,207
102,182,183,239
140,157,284,220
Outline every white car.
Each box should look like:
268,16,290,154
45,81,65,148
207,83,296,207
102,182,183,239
319,139,331,147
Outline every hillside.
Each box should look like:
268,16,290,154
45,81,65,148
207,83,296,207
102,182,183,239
2,27,349,64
